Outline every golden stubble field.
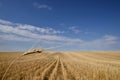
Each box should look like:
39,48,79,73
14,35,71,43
0,51,120,80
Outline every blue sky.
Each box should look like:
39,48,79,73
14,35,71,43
0,0,120,51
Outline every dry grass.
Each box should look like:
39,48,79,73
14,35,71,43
0,51,120,80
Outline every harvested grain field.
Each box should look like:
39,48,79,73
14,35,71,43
0,51,120,80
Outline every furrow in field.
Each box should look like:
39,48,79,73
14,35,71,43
18,53,55,70
59,57,67,80
22,56,55,74
2,54,55,80
40,58,57,80
35,59,56,76
69,52,120,69
58,53,76,80
49,56,60,80
33,58,56,80
1,52,120,80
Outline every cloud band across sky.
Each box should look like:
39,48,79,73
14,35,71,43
0,19,119,51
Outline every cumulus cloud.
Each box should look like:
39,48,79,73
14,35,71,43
33,2,52,10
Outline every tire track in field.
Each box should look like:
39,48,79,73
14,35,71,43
49,56,60,80
40,53,65,80
33,58,56,80
61,52,81,80
61,60,76,80
64,53,88,80
35,56,56,73
54,52,77,80
59,57,67,80
1,53,56,80
6,56,56,80
32,56,55,70
53,52,76,80
16,55,51,72
40,58,57,80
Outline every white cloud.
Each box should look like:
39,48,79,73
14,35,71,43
0,19,80,42
0,19,119,50
17,24,64,34
0,22,63,35
69,26,80,34
79,35,118,48
0,34,33,41
103,35,118,41
33,2,52,10
0,19,13,25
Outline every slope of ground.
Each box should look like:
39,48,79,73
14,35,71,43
0,51,120,80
